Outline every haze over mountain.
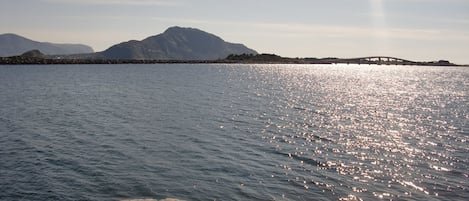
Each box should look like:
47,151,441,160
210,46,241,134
0,33,94,57
100,26,257,60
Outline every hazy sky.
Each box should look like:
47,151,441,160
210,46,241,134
1,0,469,63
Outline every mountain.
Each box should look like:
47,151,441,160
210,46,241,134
0,33,94,57
101,26,257,60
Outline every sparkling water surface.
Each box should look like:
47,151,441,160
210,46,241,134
0,64,468,201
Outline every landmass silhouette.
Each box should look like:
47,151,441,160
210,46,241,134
0,27,462,66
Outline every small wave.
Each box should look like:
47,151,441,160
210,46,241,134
272,149,331,168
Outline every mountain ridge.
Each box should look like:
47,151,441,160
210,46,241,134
1,27,257,60
0,33,94,56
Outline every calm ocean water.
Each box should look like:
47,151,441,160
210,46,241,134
0,64,468,201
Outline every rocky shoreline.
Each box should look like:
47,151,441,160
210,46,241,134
0,53,464,67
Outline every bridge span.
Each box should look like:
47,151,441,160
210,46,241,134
338,56,419,65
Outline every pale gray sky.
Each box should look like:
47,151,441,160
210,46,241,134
1,0,469,63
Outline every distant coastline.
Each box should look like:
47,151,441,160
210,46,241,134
0,52,465,67
2,27,466,66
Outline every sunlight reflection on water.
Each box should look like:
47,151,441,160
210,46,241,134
244,64,468,200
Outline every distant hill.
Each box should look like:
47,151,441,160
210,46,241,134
100,26,257,60
0,33,94,57
20,49,46,58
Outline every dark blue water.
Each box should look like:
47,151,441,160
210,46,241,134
0,64,468,201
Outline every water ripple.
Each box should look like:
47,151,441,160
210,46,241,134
1,64,468,201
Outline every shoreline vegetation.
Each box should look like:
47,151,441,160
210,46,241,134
0,51,464,67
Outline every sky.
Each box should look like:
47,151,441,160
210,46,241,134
1,0,469,64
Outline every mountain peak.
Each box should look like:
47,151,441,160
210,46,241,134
102,26,257,60
164,26,192,32
162,26,213,36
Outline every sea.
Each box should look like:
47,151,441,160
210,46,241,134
0,64,468,201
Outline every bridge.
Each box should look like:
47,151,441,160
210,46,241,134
337,56,419,65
